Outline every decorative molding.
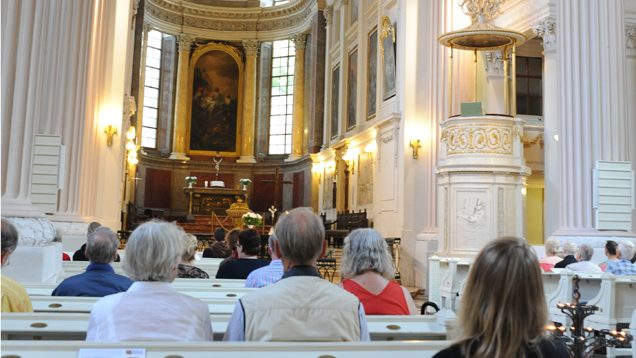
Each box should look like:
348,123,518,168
441,124,513,155
177,34,195,51
532,18,556,52
143,23,152,35
381,135,393,143
292,34,308,50
1,217,57,246
627,25,636,57
323,6,333,26
242,39,260,56
417,232,438,242
485,50,503,76
51,222,90,238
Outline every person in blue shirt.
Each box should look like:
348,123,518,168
606,240,636,276
53,227,132,297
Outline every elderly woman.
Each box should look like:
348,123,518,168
539,237,562,265
178,234,209,279
86,221,213,341
432,237,568,358
337,229,417,315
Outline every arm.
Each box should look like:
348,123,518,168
223,301,245,341
401,285,418,315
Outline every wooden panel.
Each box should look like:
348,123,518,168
593,161,633,230
190,172,235,189
252,174,284,212
293,171,305,208
144,168,172,208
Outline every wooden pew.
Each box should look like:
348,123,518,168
57,260,223,281
585,273,636,329
23,284,254,297
1,313,448,342
0,340,452,358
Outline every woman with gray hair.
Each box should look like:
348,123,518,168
86,220,213,341
539,238,562,266
178,234,209,279
337,228,417,315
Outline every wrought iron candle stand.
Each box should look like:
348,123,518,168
547,275,632,358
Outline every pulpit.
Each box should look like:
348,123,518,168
183,187,249,215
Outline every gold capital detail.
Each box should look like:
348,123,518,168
292,34,307,50
442,124,513,155
242,40,260,56
177,34,195,51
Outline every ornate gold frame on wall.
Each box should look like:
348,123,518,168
366,26,378,121
379,16,396,101
185,41,244,157
346,46,358,132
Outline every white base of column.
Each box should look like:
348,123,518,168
236,156,256,164
169,152,190,161
285,154,302,162
0,201,45,218
2,243,62,283
549,235,636,248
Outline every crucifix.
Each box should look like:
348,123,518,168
260,166,293,209
213,151,223,179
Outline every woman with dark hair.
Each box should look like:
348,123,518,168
215,229,269,279
219,229,240,268
598,240,618,271
433,237,568,358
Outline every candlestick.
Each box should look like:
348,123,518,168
205,181,208,188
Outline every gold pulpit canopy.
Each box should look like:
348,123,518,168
438,21,526,51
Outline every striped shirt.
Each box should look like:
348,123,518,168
605,259,636,275
244,259,284,288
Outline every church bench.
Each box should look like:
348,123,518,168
1,313,447,342
57,263,220,281
585,274,636,330
0,340,451,358
23,284,254,297
323,210,370,247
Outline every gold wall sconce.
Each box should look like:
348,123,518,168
104,125,117,146
342,150,356,174
325,160,336,172
312,163,323,184
126,127,138,165
410,136,422,159
364,142,377,163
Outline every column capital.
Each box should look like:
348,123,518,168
177,34,195,51
143,23,152,37
532,18,556,52
485,50,504,76
627,25,636,57
242,40,260,56
292,34,308,50
323,6,333,26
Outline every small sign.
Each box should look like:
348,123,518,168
78,349,146,358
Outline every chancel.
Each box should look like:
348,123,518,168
2,0,636,355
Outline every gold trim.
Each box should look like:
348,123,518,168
185,41,244,157
438,28,527,51
379,16,396,101
330,64,341,140
366,26,378,121
346,46,358,131
442,125,513,155
523,132,544,148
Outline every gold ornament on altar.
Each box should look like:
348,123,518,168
226,196,251,228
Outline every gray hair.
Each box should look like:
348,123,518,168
618,240,636,261
181,234,198,262
544,238,560,255
268,233,277,258
1,220,19,255
124,220,183,282
577,243,594,261
87,222,102,235
340,229,394,280
86,227,119,264
275,207,324,265
563,241,578,255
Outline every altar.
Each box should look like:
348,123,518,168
183,187,249,215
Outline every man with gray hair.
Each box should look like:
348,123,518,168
565,243,601,272
606,240,636,275
554,241,578,268
53,227,133,297
224,207,370,341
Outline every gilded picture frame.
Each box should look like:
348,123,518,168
186,42,244,157
331,65,341,139
366,27,378,120
347,46,358,131
380,16,396,101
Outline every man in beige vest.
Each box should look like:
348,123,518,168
223,207,370,341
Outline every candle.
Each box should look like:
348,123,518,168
205,181,208,188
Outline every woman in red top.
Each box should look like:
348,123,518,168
337,228,417,315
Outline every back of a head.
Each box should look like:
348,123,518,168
544,238,560,255
458,237,547,358
226,229,240,251
181,234,198,262
563,241,578,255
605,240,618,256
124,220,183,282
340,228,394,280
275,207,325,265
1,220,19,256
87,222,102,235
86,227,119,264
238,229,261,256
214,227,227,242
578,243,594,262
618,240,636,261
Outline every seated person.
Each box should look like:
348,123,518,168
215,229,269,279
337,228,417,315
606,240,636,275
53,228,133,296
432,237,568,358
203,227,231,258
565,243,601,272
219,229,240,268
1,220,33,312
178,234,209,279
554,241,578,268
86,220,213,341
245,234,284,288
598,240,618,271
73,222,121,262
539,238,562,265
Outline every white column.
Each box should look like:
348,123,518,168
533,19,558,242
553,1,631,238
626,25,636,232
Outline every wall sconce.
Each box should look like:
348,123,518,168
325,160,336,172
410,136,422,159
312,163,323,184
104,125,117,147
364,142,377,162
126,127,138,165
342,150,356,175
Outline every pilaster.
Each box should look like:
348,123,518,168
169,34,195,161
286,34,308,162
237,39,259,164
626,25,636,231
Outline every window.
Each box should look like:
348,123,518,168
141,30,163,148
269,40,295,155
515,56,542,116
273,0,291,5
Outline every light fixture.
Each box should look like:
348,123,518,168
410,136,422,159
342,149,356,174
126,126,138,165
104,125,117,146
312,163,323,184
364,142,377,162
325,160,336,172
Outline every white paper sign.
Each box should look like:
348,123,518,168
78,348,146,358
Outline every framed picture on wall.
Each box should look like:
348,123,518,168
380,16,396,101
347,47,358,131
366,27,378,120
331,65,340,139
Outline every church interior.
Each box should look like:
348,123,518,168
2,0,636,355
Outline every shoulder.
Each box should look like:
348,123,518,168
432,344,463,358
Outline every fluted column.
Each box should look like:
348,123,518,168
286,34,307,162
626,25,636,231
533,18,558,241
321,6,333,150
237,39,259,163
553,1,631,237
169,34,194,161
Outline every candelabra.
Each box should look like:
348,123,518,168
547,275,632,358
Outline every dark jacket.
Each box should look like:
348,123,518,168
53,263,133,297
554,255,578,268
